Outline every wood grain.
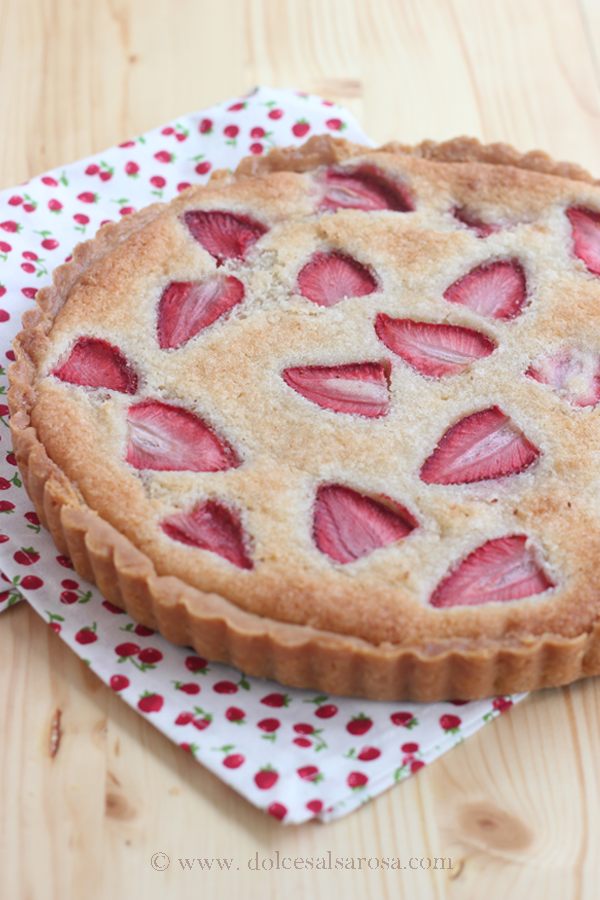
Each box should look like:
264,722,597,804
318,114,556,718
2,0,600,897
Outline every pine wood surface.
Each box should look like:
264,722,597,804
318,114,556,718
1,1,600,897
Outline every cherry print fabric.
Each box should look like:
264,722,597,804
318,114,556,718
0,87,524,824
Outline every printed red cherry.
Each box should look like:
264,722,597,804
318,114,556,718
0,288,6,299
185,655,208,673
249,143,263,155
297,765,320,781
22,251,38,260
192,715,211,731
346,715,373,735
293,737,312,748
401,742,419,753
411,760,425,773
75,628,97,644
315,704,338,719
162,126,174,135
306,799,323,814
213,681,237,694
224,125,239,138
102,600,124,614
110,674,129,691
125,161,139,176
85,164,100,175
120,206,135,215
77,192,97,203
60,591,78,605
0,307,8,319
195,161,211,175
0,501,15,512
439,714,462,731
390,712,416,727
134,624,155,636
138,648,163,665
14,548,40,566
0,479,11,490
6,452,16,466
199,118,213,133
115,642,140,657
61,578,78,590
293,723,314,734
154,150,173,163
228,102,246,111
56,555,74,568
42,176,58,186
449,699,470,706
177,182,191,192
178,683,200,695
8,196,22,205
21,263,35,274
50,623,61,634
250,127,266,139
175,712,194,725
41,239,59,250
268,109,283,120
0,242,11,253
119,140,136,148
268,803,287,821
257,718,280,732
1,221,20,232
25,512,40,525
223,753,245,769
150,176,166,188
347,771,368,788
73,214,89,225
225,707,245,722
23,203,36,212
493,697,514,713
138,693,163,713
326,118,344,130
260,692,290,707
254,768,278,790
0,591,10,602
357,747,381,761
20,574,44,590
48,199,62,212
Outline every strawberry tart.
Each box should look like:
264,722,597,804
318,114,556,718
9,134,600,701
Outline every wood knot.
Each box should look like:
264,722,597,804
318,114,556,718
458,803,533,852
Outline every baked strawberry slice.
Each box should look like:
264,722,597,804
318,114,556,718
53,337,138,393
443,260,527,320
282,362,390,417
566,207,600,276
452,206,500,238
161,500,253,569
184,210,267,265
420,407,539,484
314,485,416,564
157,276,244,349
375,315,495,377
298,251,378,307
527,348,600,408
430,535,554,607
321,166,414,212
126,401,240,472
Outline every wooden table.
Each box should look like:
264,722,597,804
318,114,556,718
2,1,600,896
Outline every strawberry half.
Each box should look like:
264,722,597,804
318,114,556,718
53,337,138,393
375,314,495,377
526,348,600,408
314,485,416,564
430,535,554,607
157,276,244,349
282,362,390,417
297,251,378,307
161,500,253,569
184,210,267,265
443,260,527,320
126,401,240,472
321,166,414,213
566,207,600,276
452,207,499,238
420,406,539,484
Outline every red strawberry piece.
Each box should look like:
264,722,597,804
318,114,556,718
315,704,337,719
150,175,166,188
346,714,373,735
268,109,284,120
1,221,20,233
444,260,527,320
297,251,378,307
179,683,200,695
401,742,419,753
110,674,129,691
86,164,100,175
195,161,211,176
26,512,41,525
347,771,368,789
322,167,413,213
60,591,78,605
185,655,208,673
293,723,314,734
224,125,239,138
175,712,194,725
314,485,416,564
453,206,499,238
567,207,600,275
154,151,173,163
292,121,310,138
258,718,280,732
420,406,540,485
358,747,381,761
157,276,244,349
102,600,124,614
213,681,238,694
493,697,514,713
184,211,267,265
127,400,240,473
21,575,43,590
254,768,278,790
8,195,22,205
138,693,163,713
250,143,263,155
134,624,155,636
431,534,553,608
48,199,62,212
260,692,290,707
161,500,253,569
527,348,600,408
297,765,320,781
251,127,266,139
226,706,245,722
42,176,58,186
53,337,138,393
74,213,89,225
14,548,39,565
228,102,246,112
306,799,323,814
77,192,97,203
115,642,140,657
440,714,461,731
390,712,415,727
282,362,390,418
75,628,97,644
57,555,74,568
199,118,213,133
294,737,312,748
0,501,14,512
42,239,59,250
267,802,287,821
375,315,495,377
138,648,163,665
223,753,245,769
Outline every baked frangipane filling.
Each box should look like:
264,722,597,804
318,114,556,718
10,134,600,701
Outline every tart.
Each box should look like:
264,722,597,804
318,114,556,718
9,134,600,701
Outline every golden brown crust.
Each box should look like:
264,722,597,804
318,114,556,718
9,134,600,700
